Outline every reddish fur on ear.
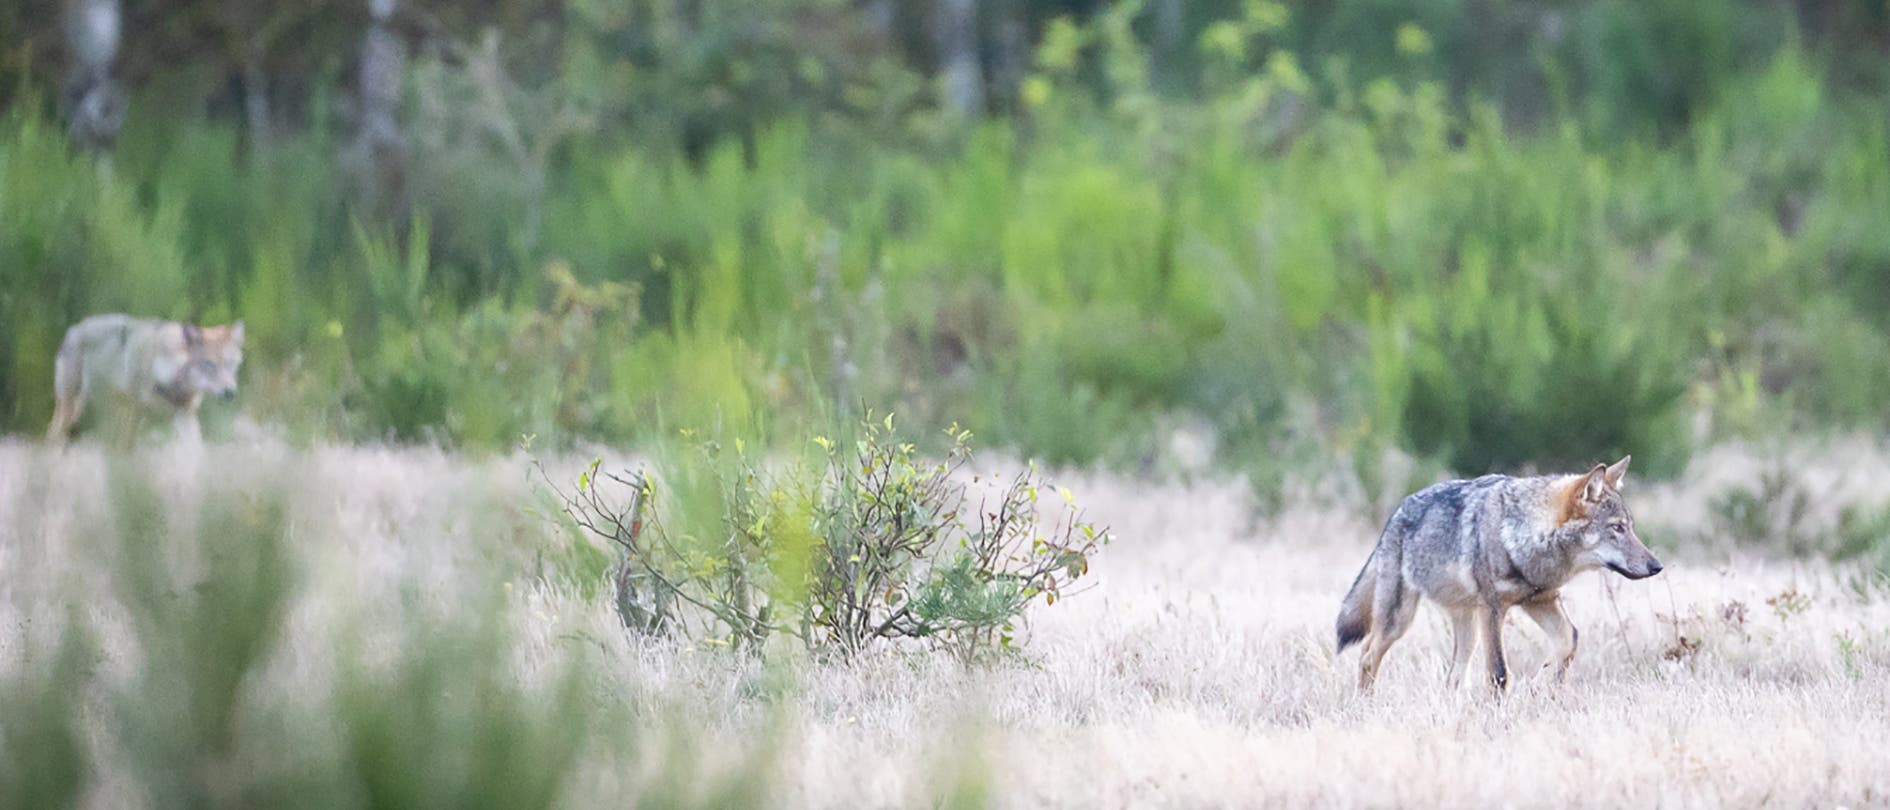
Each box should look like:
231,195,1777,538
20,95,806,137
1554,478,1586,525
200,324,230,344
1554,466,1607,525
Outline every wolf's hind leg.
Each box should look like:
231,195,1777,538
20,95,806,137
1358,580,1420,691
1444,606,1478,689
1521,597,1577,682
47,347,84,444
1357,634,1402,691
47,399,73,444
1480,603,1511,691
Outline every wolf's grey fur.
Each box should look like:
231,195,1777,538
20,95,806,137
47,313,245,445
1336,456,1659,691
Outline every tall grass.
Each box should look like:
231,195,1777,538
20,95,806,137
0,448,787,808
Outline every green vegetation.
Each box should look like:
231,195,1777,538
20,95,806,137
550,416,1108,661
0,428,1095,805
7,4,1888,801
4,1,1889,492
0,465,683,810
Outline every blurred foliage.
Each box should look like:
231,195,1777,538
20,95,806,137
4,0,1890,491
1704,459,1890,578
0,458,784,809
1836,501,1890,581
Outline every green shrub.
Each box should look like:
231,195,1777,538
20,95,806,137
1705,464,1890,568
974,341,1150,468
0,623,88,810
549,416,1110,660
1836,502,1890,579
1392,251,1690,477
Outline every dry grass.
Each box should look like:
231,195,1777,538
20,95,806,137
3,437,1888,808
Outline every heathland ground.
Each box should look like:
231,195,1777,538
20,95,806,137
4,437,1885,807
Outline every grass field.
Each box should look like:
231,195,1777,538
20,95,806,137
3,437,1888,807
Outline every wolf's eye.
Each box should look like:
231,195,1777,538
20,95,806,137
1610,523,1626,535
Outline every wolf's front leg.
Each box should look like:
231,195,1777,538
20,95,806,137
172,409,204,445
1480,603,1509,691
1521,597,1578,682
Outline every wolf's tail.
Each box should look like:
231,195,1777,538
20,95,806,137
1335,550,1376,653
1338,509,1406,652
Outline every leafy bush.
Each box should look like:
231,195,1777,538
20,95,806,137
1835,503,1890,580
1395,273,1691,477
1703,461,1890,569
1708,464,1818,555
549,416,1109,660
974,341,1151,469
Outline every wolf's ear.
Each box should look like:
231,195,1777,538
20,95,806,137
230,320,245,346
1604,455,1631,491
1581,464,1610,504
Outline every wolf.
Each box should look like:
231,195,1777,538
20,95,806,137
46,314,245,445
1335,456,1661,691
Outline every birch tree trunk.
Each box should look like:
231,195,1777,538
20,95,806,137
1150,0,1186,90
934,0,984,117
62,0,124,152
349,0,409,221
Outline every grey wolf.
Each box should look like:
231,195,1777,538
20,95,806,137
1336,456,1660,691
46,314,245,445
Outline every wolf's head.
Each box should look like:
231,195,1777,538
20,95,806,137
182,321,245,400
1559,455,1662,580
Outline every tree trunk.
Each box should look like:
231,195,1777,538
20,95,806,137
1150,0,1186,92
988,0,1026,113
934,0,984,117
242,54,272,156
62,0,125,152
863,0,897,42
348,0,408,222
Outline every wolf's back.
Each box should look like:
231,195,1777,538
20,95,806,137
61,313,143,355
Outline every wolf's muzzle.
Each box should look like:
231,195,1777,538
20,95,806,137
1607,560,1663,579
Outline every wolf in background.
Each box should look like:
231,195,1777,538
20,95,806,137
46,314,245,445
1336,456,1661,691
